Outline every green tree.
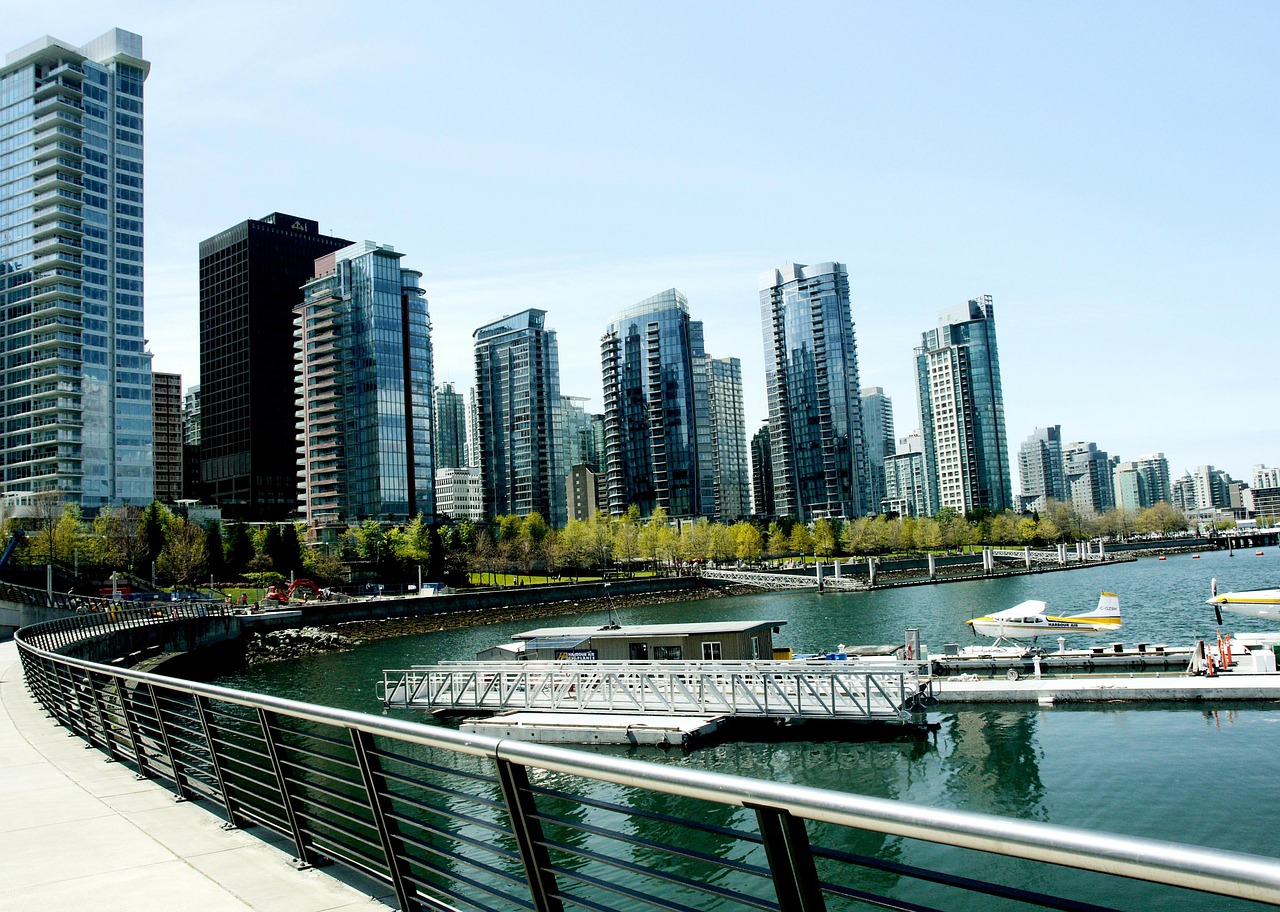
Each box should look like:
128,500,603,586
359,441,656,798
141,501,168,567
158,517,208,586
204,522,226,580
612,508,641,572
812,518,836,558
224,520,255,576
766,522,788,560
732,522,763,562
788,523,813,558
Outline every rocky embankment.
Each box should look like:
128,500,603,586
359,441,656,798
242,582,764,665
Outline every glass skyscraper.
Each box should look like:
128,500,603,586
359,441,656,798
474,309,565,527
915,296,1012,516
860,387,896,514
707,357,749,520
296,242,434,531
759,262,870,520
601,289,715,519
1,30,153,508
1018,425,1066,511
434,381,467,470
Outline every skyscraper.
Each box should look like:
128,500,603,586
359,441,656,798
883,432,928,517
759,262,869,520
601,289,714,519
1018,426,1067,512
915,296,1012,516
1063,441,1113,516
474,309,565,526
199,213,351,519
181,385,204,501
434,382,468,470
750,424,775,517
707,357,749,520
151,372,182,504
296,242,434,531
861,387,896,515
1,30,154,508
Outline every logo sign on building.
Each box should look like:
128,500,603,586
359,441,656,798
555,649,599,662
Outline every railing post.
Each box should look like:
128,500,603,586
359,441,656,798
752,804,827,912
145,683,190,800
193,695,245,828
85,669,122,760
257,707,316,868
117,677,153,780
349,728,417,912
494,757,565,912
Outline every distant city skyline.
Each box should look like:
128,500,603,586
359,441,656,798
9,5,1278,488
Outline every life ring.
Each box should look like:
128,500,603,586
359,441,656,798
1006,668,1020,681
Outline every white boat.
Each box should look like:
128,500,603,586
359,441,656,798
1207,582,1280,622
967,592,1122,644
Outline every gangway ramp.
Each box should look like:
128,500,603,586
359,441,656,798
378,660,924,723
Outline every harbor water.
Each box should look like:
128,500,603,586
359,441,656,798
212,549,1280,908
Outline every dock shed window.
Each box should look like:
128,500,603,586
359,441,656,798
701,641,722,660
629,643,649,660
653,645,682,660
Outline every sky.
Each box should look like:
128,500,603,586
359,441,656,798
12,2,1280,486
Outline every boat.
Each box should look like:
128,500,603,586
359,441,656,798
966,592,1122,644
1207,582,1280,623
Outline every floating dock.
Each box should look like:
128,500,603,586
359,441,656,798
460,711,726,747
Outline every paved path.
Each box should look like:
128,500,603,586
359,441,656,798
0,641,391,912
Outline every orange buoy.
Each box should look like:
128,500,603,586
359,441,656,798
1159,556,1166,561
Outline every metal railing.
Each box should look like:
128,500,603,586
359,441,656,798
380,660,920,721
14,606,1280,912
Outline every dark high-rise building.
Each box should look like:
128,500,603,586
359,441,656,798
750,424,775,517
434,382,468,470
861,387,896,514
198,213,350,519
181,385,205,502
151,372,182,504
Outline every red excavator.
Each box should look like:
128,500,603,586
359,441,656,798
263,579,322,604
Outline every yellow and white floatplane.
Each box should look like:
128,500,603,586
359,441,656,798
967,592,1122,645
1207,579,1280,623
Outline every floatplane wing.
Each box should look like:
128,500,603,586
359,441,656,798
967,592,1122,641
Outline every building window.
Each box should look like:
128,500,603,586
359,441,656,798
702,641,722,661
653,645,682,661
628,642,649,661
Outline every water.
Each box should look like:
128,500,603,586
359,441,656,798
213,550,1280,903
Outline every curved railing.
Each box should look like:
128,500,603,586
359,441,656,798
15,606,1280,912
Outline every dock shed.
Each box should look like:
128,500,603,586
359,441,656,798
485,620,787,662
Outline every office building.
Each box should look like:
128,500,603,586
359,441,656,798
760,262,870,520
199,212,351,519
750,424,775,517
915,296,1012,516
474,309,565,526
1064,441,1114,516
561,396,604,473
435,466,484,522
566,463,605,522
434,382,467,470
1,30,154,508
707,357,749,520
861,387,896,514
296,242,434,531
883,432,928,517
181,385,204,501
152,372,182,504
601,289,715,519
1018,426,1066,512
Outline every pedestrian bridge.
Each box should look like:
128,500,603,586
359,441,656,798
701,568,866,590
379,659,922,722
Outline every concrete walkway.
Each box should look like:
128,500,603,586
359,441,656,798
0,641,391,912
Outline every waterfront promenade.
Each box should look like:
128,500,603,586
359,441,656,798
0,640,388,912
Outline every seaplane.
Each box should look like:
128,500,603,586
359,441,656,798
967,593,1123,646
1207,578,1280,623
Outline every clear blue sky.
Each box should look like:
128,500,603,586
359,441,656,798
15,2,1279,485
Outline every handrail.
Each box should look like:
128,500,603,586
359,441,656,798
14,605,1280,911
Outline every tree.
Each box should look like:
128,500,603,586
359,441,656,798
586,512,614,570
141,501,168,568
224,520,255,576
204,522,226,580
766,522,788,560
92,504,149,574
516,512,550,580
812,518,836,558
158,517,208,586
612,508,641,573
788,523,813,558
638,507,670,571
732,522,763,562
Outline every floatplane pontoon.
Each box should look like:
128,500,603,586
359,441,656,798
966,593,1122,646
